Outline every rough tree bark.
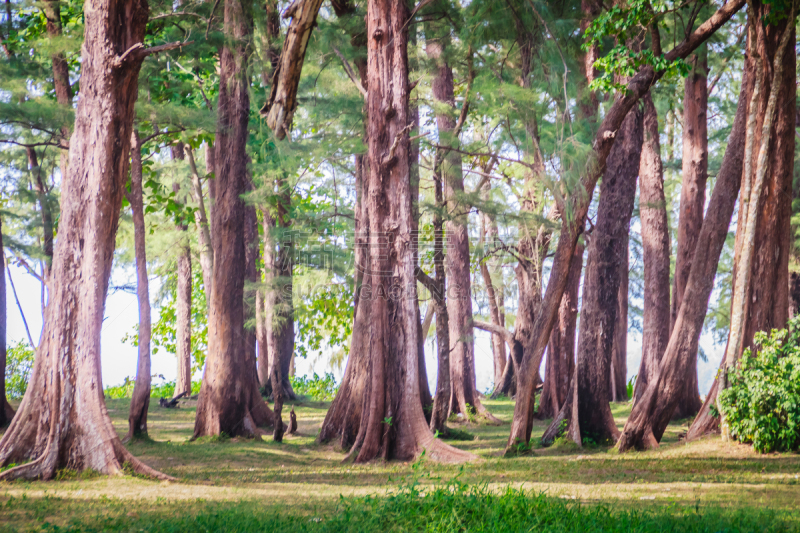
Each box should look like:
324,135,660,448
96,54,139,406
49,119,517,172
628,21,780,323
507,0,745,452
689,4,796,440
618,48,753,451
0,216,13,426
125,131,153,439
194,0,275,437
634,93,671,404
670,46,708,419
0,0,171,480
319,0,473,463
261,0,325,139
424,18,495,423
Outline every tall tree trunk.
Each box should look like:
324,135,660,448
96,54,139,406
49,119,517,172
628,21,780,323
244,200,260,402
259,213,274,389
185,148,214,297
610,241,629,402
670,47,708,419
126,131,153,439
618,49,753,451
194,0,275,437
538,241,583,419
634,93,671,404
25,148,54,278
172,143,193,398
507,0,744,453
424,16,494,423
0,0,169,480
480,212,506,392
0,216,13,426
44,0,72,175
319,0,473,463
689,5,796,440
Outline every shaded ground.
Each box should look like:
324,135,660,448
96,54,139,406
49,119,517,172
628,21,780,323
1,396,799,530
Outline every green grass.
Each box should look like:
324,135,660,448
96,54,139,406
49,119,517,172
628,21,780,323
1,396,799,531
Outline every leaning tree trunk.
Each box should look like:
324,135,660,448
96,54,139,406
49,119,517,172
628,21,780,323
194,0,275,437
689,6,795,440
319,0,473,464
618,51,753,451
634,93,671,404
506,0,744,453
670,46,708,419
126,131,153,440
538,240,583,419
0,0,170,480
610,240,629,402
0,216,13,426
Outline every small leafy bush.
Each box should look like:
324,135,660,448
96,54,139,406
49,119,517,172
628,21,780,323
4,340,34,399
104,377,201,399
718,316,800,453
289,372,338,401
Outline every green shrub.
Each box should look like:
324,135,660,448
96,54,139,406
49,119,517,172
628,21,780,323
104,377,201,399
718,316,800,453
4,340,34,399
290,372,338,401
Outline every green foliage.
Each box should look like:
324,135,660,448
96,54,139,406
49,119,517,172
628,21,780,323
104,377,202,399
4,340,35,399
123,266,208,374
289,372,339,401
626,375,636,400
718,317,800,453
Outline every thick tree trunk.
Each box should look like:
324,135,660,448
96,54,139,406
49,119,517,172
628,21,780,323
507,0,744,453
194,0,275,437
125,131,153,439
618,52,752,451
538,241,583,419
610,241,629,402
571,97,642,443
0,216,13,426
670,47,708,419
0,0,169,480
634,93,671,404
689,7,795,440
319,0,473,463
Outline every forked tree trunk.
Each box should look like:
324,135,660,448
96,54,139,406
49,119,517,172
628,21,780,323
424,19,495,423
0,217,14,426
194,0,275,438
0,0,170,480
670,47,708,419
126,131,153,439
634,93,671,404
507,0,745,453
172,143,193,398
538,241,583,419
618,52,753,451
319,0,473,463
610,242,629,402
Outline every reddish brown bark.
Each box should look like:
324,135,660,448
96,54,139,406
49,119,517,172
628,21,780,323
194,0,274,438
634,93,671,404
125,131,153,440
538,241,583,419
507,0,745,452
689,5,796,439
619,52,752,451
319,0,472,463
0,0,169,480
0,216,13,427
670,47,708,419
610,241,629,402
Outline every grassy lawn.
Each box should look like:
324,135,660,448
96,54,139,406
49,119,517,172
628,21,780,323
1,396,799,531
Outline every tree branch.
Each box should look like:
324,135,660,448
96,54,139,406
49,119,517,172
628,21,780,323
332,46,367,98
